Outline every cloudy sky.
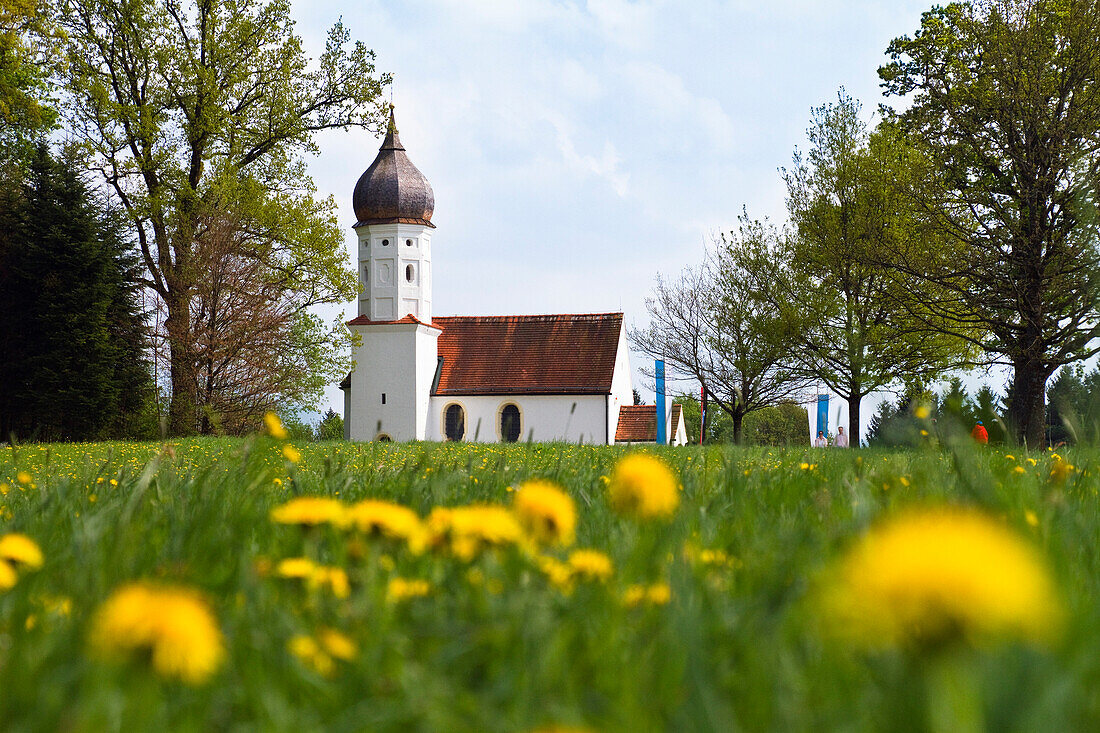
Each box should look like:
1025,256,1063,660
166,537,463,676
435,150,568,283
294,0,941,431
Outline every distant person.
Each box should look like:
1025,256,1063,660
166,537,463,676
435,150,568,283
834,426,849,448
814,430,828,447
971,421,989,445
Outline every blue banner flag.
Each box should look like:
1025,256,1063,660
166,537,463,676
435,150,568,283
656,360,666,445
816,393,829,439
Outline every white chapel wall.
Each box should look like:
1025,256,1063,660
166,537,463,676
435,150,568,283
427,394,611,444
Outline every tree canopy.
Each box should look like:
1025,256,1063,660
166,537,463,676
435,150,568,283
59,0,389,434
879,0,1100,447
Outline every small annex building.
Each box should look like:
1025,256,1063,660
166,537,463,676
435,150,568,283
341,111,644,444
614,404,689,446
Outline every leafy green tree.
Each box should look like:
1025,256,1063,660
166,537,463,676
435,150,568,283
743,403,810,446
746,91,968,445
0,0,58,153
59,0,389,434
631,226,809,444
880,0,1100,447
0,144,153,440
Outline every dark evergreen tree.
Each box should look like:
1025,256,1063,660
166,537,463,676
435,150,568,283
0,144,153,440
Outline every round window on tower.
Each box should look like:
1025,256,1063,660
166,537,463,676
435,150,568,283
406,264,415,283
382,239,389,247
406,239,413,246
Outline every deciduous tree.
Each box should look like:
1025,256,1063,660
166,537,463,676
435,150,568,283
880,0,1100,446
630,229,808,444
744,92,968,445
59,0,388,434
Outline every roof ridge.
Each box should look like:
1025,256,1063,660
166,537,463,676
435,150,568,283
433,312,623,321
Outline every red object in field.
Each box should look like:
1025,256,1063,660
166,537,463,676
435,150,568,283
971,423,989,444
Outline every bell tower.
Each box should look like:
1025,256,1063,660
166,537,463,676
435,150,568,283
352,108,435,321
344,108,440,441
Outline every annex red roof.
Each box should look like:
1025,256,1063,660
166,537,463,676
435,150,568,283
615,404,682,442
433,313,623,396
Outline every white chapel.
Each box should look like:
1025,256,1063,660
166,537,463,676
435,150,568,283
340,110,686,445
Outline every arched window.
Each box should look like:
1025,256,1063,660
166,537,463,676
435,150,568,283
406,264,415,282
499,403,521,443
375,433,392,442
444,404,465,441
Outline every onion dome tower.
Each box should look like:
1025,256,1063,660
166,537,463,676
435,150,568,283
352,108,435,322
345,107,441,443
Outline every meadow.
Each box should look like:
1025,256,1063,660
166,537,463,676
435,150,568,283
1,427,1098,732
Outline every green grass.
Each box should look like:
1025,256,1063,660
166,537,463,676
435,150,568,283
0,438,1098,732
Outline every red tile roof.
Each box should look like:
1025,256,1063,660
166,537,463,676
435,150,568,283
433,313,623,395
615,404,683,442
346,314,437,328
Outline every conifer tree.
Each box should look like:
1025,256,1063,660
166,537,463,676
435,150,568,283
0,144,152,440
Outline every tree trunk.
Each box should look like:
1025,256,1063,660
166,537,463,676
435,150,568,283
848,395,861,448
732,411,744,445
165,291,198,436
1008,360,1052,449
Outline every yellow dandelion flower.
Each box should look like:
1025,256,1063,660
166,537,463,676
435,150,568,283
512,479,576,546
282,444,302,464
1013,465,1026,474
275,557,317,579
317,628,357,661
89,583,225,684
0,533,43,570
426,505,525,561
386,577,432,603
567,549,614,582
819,507,1061,649
270,497,345,527
344,500,422,544
1005,454,1016,461
914,405,931,420
1025,511,1039,528
1049,460,1071,484
800,462,810,470
0,560,16,591
607,454,679,520
537,555,575,591
264,411,288,439
16,471,32,486
1027,458,1037,466
623,582,671,607
288,634,334,677
311,567,350,599
899,476,910,487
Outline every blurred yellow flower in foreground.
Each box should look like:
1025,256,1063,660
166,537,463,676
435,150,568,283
914,405,931,420
282,444,302,464
264,411,288,439
607,454,679,520
289,628,358,677
270,497,344,527
623,582,671,607
344,499,422,545
90,583,225,684
512,479,576,546
820,507,1061,649
427,505,525,560
0,533,43,569
567,549,614,582
386,577,431,603
0,561,15,591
